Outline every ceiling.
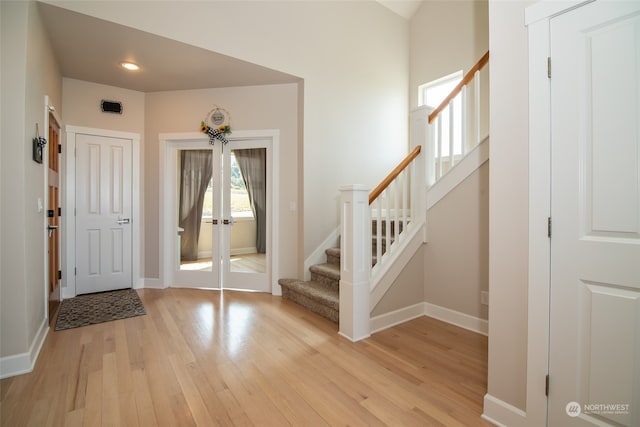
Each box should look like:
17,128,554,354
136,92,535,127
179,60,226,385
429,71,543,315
37,1,421,94
38,2,301,93
377,0,423,20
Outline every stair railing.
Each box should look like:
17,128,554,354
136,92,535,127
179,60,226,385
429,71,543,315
339,145,425,342
338,52,488,342
427,51,489,183
369,145,422,272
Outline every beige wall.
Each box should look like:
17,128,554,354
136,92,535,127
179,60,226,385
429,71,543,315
47,0,410,262
1,0,62,358
62,78,146,134
424,162,489,320
371,246,425,316
487,0,533,412
410,0,489,104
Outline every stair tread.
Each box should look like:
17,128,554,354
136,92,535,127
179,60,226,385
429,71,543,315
325,247,341,257
309,263,340,279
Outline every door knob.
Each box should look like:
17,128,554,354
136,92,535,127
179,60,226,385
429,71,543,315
116,218,130,224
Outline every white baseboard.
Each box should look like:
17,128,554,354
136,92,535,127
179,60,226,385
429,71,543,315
424,302,488,336
0,318,49,379
370,303,426,333
142,278,165,289
371,301,488,337
482,393,527,427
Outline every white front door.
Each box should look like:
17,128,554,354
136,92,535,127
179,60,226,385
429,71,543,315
167,138,271,292
549,2,640,426
76,133,133,294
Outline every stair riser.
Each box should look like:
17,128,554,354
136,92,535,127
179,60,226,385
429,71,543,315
326,252,340,266
310,272,339,291
282,288,338,323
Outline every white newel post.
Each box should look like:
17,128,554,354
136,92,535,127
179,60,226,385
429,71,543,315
339,185,371,342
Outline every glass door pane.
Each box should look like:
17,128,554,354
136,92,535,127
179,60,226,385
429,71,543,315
173,144,221,289
222,140,270,292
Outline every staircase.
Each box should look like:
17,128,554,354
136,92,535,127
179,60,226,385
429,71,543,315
279,249,340,322
280,51,489,340
279,220,402,323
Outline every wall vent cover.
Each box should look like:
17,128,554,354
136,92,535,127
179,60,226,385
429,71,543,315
101,100,123,114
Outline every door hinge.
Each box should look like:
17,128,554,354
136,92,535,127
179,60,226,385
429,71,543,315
547,57,551,78
58,144,62,154
74,267,77,276
58,270,62,280
548,217,552,238
545,374,550,396
58,207,61,216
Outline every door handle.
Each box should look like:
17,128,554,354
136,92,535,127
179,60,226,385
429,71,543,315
47,224,58,238
116,218,130,224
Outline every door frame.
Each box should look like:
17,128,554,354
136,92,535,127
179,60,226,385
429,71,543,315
159,130,280,295
523,1,591,426
43,96,62,322
63,126,141,298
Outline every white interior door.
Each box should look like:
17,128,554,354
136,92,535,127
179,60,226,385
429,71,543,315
76,134,133,294
549,2,640,426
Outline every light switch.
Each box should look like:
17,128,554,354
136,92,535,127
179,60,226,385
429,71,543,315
37,198,43,213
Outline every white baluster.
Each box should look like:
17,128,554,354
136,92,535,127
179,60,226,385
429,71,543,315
394,177,399,249
461,85,468,156
402,168,408,235
385,187,391,262
474,69,480,147
437,117,443,180
449,100,455,170
375,197,382,267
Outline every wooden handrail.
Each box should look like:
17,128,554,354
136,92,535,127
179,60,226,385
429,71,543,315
428,51,490,124
369,145,422,205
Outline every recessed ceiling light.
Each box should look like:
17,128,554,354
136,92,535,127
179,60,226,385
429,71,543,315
120,62,140,71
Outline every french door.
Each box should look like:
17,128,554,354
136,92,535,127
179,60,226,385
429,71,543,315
168,138,270,292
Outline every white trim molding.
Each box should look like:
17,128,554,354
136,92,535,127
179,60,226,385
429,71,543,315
482,394,527,427
370,302,488,336
424,302,488,336
370,303,425,334
0,319,48,379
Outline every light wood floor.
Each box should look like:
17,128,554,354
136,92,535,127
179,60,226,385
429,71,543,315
0,289,490,426
181,253,266,273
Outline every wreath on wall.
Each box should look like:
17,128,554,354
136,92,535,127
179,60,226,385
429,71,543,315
200,106,232,145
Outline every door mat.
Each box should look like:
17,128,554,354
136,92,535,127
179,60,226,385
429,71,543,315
54,288,146,331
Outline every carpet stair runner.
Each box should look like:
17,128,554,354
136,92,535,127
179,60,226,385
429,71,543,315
279,219,405,323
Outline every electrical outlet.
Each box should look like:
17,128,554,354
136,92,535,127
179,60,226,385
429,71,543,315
481,291,489,306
